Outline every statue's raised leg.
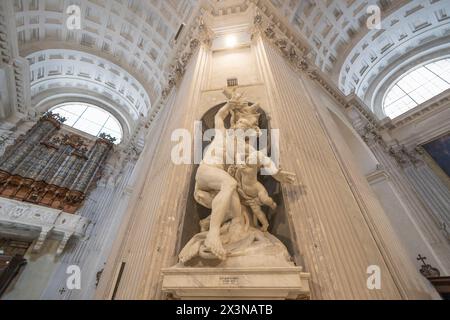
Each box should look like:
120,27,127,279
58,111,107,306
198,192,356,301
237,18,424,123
195,164,239,260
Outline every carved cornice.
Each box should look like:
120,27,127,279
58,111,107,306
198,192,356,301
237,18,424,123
251,4,310,74
342,95,431,169
251,0,445,138
0,197,89,255
345,94,382,129
380,93,450,131
366,167,390,184
250,0,310,56
252,2,450,147
142,0,443,173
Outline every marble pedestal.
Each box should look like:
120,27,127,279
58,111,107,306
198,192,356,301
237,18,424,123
161,267,310,300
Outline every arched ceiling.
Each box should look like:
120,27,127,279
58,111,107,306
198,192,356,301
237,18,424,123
267,0,406,74
27,49,150,121
339,0,450,99
2,0,450,125
267,0,450,107
14,0,198,104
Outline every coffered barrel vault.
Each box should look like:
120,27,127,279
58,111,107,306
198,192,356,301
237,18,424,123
266,0,406,74
27,49,151,134
14,0,197,103
339,0,450,103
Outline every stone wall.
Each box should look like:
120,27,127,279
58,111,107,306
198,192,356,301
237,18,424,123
96,23,439,299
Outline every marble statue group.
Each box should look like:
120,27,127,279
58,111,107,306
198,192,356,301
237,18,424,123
179,89,298,267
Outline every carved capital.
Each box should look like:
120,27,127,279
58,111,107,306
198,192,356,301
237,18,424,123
388,145,423,168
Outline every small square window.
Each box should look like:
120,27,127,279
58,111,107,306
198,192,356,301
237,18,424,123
227,78,238,87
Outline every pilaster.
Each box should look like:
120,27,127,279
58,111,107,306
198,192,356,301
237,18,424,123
254,33,438,299
347,105,450,274
96,42,212,299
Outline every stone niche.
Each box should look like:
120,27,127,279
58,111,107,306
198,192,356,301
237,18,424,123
162,102,310,300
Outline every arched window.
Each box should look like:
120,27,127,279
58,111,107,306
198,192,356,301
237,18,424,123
383,57,450,119
51,103,122,143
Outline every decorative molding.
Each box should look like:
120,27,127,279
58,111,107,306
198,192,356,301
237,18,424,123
263,0,406,75
388,145,423,168
366,167,390,184
344,100,428,169
252,7,309,71
0,1,30,117
0,197,89,255
145,13,212,129
380,92,450,130
249,0,450,145
249,1,385,131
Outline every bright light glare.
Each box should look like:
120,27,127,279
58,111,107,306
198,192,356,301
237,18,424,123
225,35,238,48
51,103,123,143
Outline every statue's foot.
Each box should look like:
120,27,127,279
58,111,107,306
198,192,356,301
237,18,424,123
270,202,277,211
179,252,194,264
179,242,201,264
179,254,189,264
204,233,227,260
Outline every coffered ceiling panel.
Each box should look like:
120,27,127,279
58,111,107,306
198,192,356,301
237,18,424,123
14,0,198,104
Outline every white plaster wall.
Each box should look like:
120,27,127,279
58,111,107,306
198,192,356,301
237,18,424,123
209,47,259,89
369,177,447,271
38,161,138,300
304,78,450,275
296,72,438,297
326,107,448,274
2,239,60,300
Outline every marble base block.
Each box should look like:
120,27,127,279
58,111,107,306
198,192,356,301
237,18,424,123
161,267,310,300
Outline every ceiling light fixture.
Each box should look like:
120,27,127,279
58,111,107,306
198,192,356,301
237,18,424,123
225,34,238,48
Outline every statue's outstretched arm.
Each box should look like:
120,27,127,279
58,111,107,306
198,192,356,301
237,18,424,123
250,149,296,184
272,169,296,185
214,102,232,130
